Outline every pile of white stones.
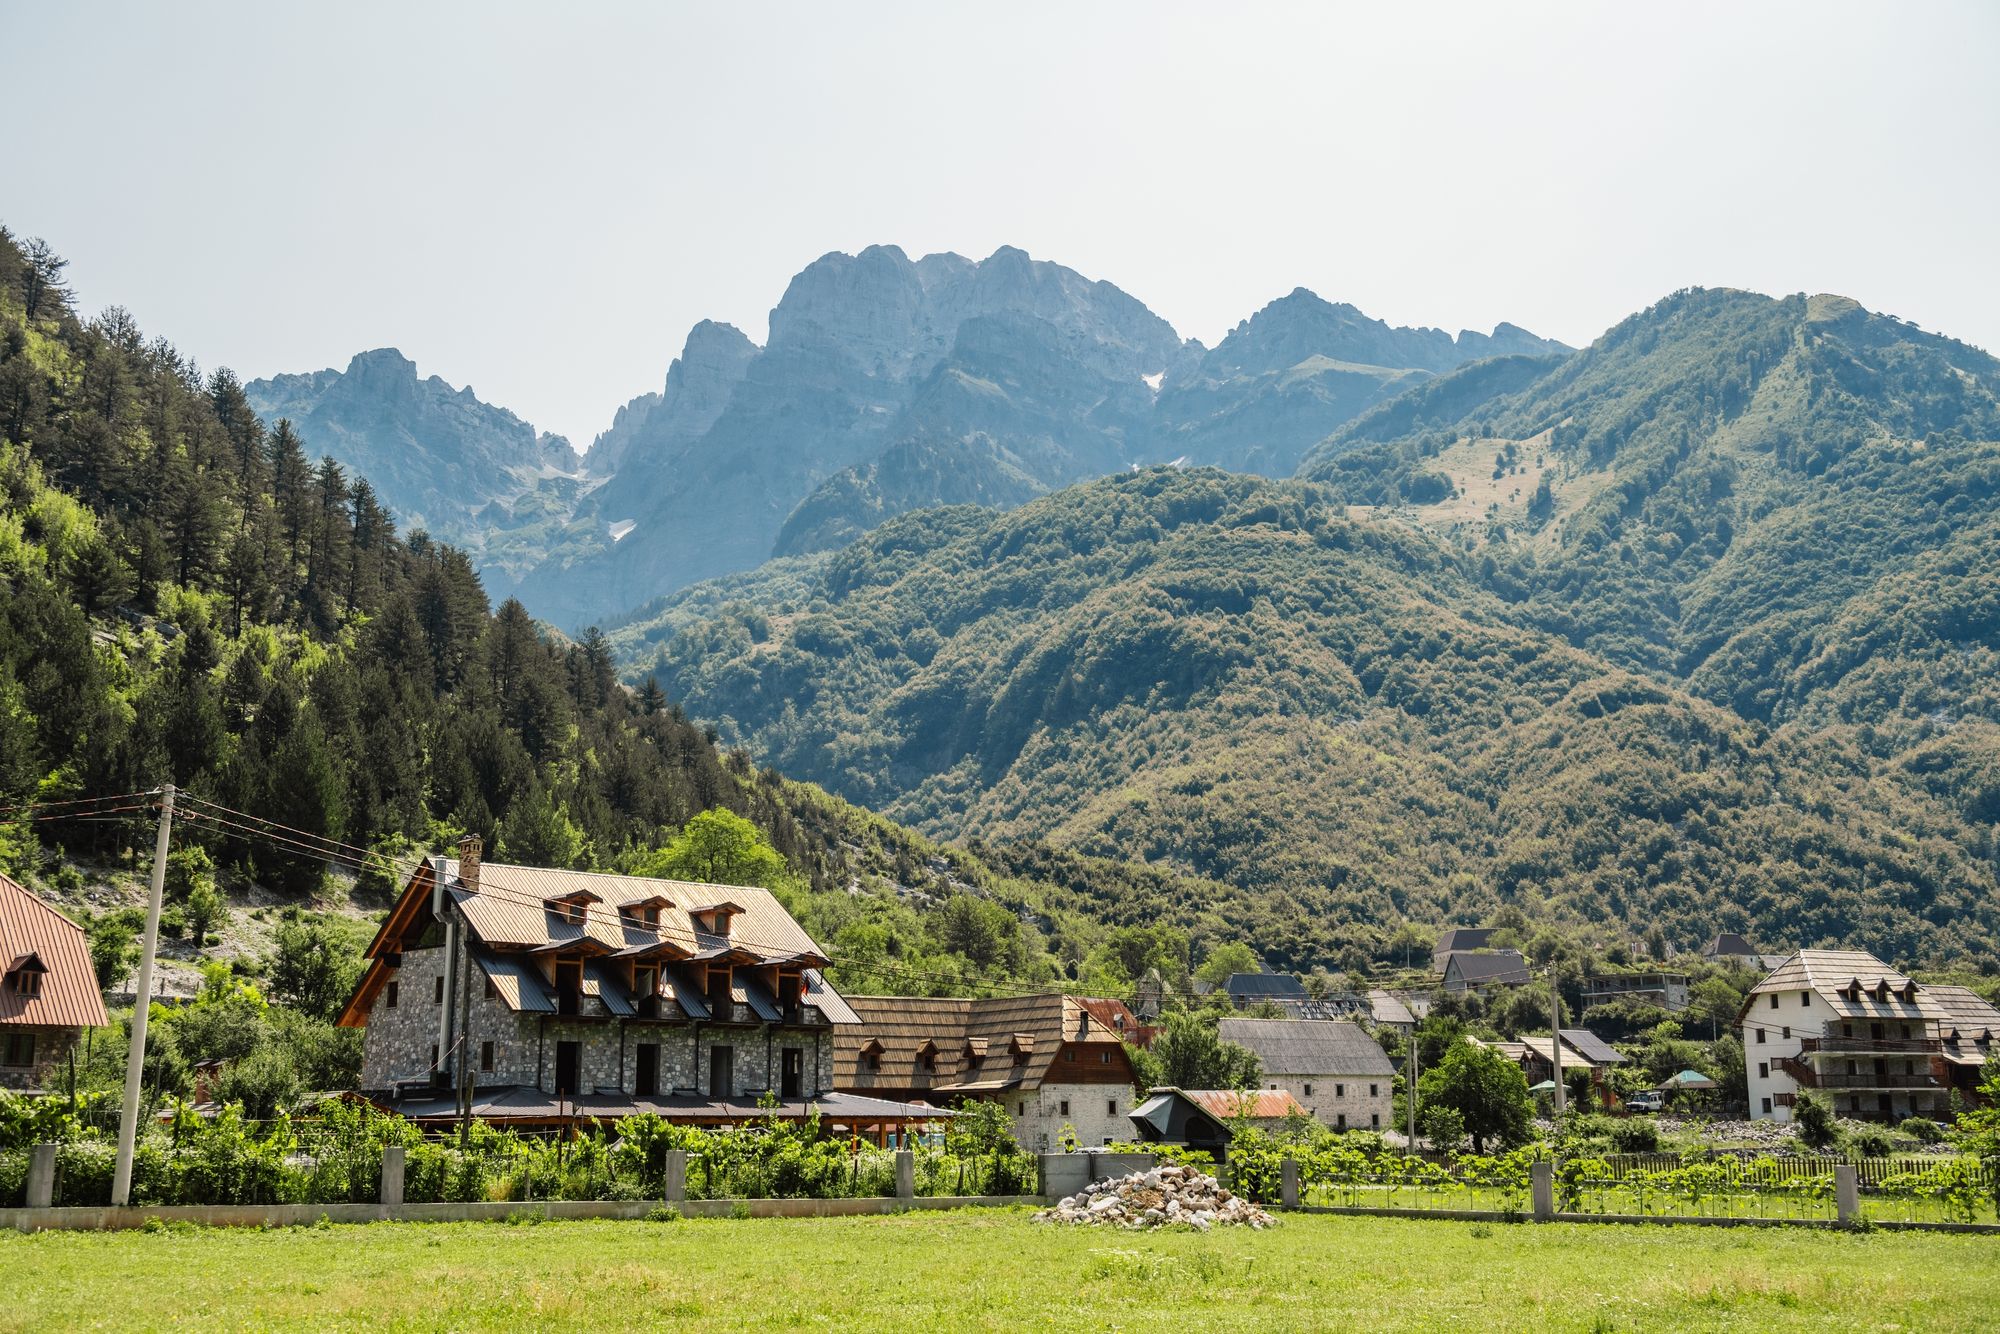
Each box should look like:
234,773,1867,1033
1034,1164,1276,1231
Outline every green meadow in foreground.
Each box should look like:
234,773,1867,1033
2,1209,1995,1331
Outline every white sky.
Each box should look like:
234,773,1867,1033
4,2,1997,451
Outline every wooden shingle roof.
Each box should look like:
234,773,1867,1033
1743,950,1948,1022
832,993,1130,1093
0,873,107,1030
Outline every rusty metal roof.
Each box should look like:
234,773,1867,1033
1176,1088,1306,1120
0,873,107,1030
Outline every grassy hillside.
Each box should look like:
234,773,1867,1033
625,467,2000,966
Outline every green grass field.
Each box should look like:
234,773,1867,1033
2,1209,1994,1331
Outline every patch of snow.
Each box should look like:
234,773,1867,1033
1142,370,1165,392
608,519,637,543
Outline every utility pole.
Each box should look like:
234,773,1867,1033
113,785,174,1207
1549,967,1566,1121
1406,1024,1419,1153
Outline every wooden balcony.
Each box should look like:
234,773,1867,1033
1802,1035,1939,1057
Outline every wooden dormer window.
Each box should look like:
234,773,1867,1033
861,1039,884,1073
693,902,743,939
9,969,40,998
621,895,673,930
547,890,600,926
962,1039,987,1070
917,1040,939,1074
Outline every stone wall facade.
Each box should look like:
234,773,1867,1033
1260,1073,1392,1133
0,1025,82,1092
1001,1081,1135,1150
357,943,835,1101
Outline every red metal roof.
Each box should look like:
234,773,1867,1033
1180,1089,1306,1120
0,873,108,1030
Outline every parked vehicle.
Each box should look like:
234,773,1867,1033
1624,1091,1666,1114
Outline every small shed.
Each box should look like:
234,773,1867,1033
1126,1087,1307,1152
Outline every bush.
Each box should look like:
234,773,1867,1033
1792,1091,1838,1150
1845,1127,1895,1160
1610,1119,1661,1154
1899,1116,1944,1145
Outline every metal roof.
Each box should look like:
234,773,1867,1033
1559,1028,1628,1065
1218,1018,1396,1077
441,861,827,963
1440,949,1531,986
1367,989,1416,1026
1177,1088,1307,1120
0,873,107,1030
1224,972,1307,998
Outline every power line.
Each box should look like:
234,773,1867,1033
171,792,1052,1000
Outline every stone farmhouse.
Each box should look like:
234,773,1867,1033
338,838,937,1139
1217,1018,1395,1133
1,873,107,1091
832,993,1139,1149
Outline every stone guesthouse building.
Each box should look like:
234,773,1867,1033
1217,1018,1396,1133
338,838,938,1138
832,993,1142,1149
0,872,107,1091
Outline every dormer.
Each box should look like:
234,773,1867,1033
6,951,46,998
916,1039,940,1074
620,894,674,930
962,1037,988,1070
1900,980,1920,1004
1873,979,1893,1004
546,888,602,927
860,1038,885,1072
692,901,744,939
1842,979,1863,1003
1009,1034,1035,1065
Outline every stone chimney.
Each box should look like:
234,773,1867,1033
457,834,482,893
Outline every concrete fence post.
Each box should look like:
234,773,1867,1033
1834,1164,1859,1226
26,1144,57,1210
379,1144,405,1209
1280,1156,1300,1211
664,1150,687,1204
1531,1160,1554,1221
895,1150,914,1200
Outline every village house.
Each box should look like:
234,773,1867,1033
337,838,937,1139
0,873,107,1092
1581,971,1691,1013
1431,927,1497,970
832,993,1139,1150
1925,985,1999,1105
1365,989,1417,1034
1738,949,1956,1124
1217,1017,1396,1133
1125,1088,1308,1154
1472,1030,1627,1109
1439,948,1531,992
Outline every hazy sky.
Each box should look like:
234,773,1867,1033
5,2,1997,450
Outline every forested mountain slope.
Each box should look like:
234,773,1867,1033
622,467,2000,966
1299,287,2000,840
0,226,1227,999
244,348,586,593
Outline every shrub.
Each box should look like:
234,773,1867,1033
1899,1117,1943,1145
1610,1119,1661,1154
1845,1127,1895,1160
1792,1091,1837,1150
